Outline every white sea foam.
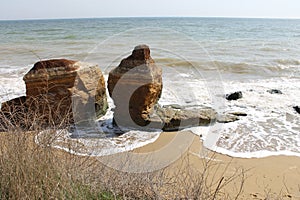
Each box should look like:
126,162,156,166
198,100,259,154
151,71,300,158
2,67,299,159
187,78,300,158
36,128,161,157
0,66,29,105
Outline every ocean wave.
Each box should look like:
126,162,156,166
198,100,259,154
260,47,277,52
32,28,64,32
210,61,260,75
6,31,24,35
275,59,300,66
211,78,300,158
0,66,30,77
36,128,161,157
63,35,77,40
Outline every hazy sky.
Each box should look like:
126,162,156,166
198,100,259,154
1,0,300,20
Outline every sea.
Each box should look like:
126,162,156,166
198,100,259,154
0,17,299,159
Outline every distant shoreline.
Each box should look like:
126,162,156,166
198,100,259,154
1,16,300,22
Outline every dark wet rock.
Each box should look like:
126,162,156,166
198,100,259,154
226,91,243,101
267,89,282,94
108,45,163,128
0,96,27,130
229,112,247,117
293,106,300,114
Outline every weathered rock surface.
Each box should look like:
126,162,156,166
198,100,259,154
14,59,108,127
108,45,162,127
152,105,217,131
226,91,243,101
267,89,282,94
145,105,242,131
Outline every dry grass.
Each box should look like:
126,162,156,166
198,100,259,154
0,99,288,199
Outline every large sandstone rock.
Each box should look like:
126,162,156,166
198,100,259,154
20,59,108,127
108,45,162,127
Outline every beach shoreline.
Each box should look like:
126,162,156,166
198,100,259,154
1,128,300,199
133,131,300,199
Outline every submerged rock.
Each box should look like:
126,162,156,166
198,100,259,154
108,45,162,128
267,89,282,94
226,91,243,101
20,59,108,127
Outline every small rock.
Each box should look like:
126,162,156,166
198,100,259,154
293,106,300,114
267,89,282,94
229,112,247,117
217,114,239,123
225,91,243,101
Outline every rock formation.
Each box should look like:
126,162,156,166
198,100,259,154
1,59,108,129
226,91,243,101
148,105,217,131
108,45,162,127
145,105,241,131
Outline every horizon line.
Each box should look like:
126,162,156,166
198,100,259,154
1,15,300,21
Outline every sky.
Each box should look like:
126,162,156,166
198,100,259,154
0,0,300,20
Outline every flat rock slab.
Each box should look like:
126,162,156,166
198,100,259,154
145,104,242,131
145,105,222,131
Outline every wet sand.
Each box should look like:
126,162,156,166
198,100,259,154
134,131,300,199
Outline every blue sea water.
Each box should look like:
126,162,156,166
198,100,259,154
0,17,299,158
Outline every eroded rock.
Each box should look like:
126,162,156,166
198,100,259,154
21,59,108,127
108,45,162,128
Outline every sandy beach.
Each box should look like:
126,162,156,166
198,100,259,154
134,131,300,199
0,17,299,199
